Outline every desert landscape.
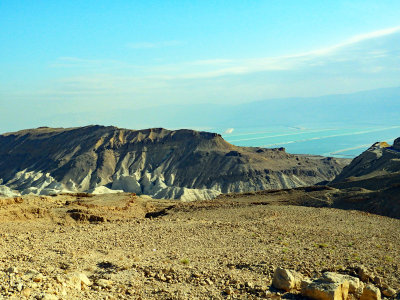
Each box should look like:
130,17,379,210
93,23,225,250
0,128,399,299
2,3,400,299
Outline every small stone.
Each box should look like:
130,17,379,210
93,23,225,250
77,273,92,286
224,287,233,295
358,266,372,283
66,272,92,290
205,278,213,285
22,269,39,281
360,284,381,300
373,276,382,286
21,288,32,298
382,287,396,298
42,294,58,300
6,266,18,273
245,281,254,289
33,273,44,282
16,282,23,292
272,267,302,292
97,279,113,288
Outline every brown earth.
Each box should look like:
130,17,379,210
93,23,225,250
0,193,399,299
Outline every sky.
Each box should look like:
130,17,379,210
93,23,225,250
1,0,400,132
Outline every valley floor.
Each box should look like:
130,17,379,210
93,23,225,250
0,193,399,299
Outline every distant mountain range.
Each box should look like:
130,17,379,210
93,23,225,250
0,126,347,200
1,86,399,133
108,86,400,130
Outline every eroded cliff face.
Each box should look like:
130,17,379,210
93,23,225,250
0,126,347,200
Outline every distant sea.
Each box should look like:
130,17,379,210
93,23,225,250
220,125,400,158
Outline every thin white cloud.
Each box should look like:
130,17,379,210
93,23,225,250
27,25,400,107
179,26,400,79
50,26,400,80
305,26,400,56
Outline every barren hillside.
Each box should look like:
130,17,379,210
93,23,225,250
0,126,347,201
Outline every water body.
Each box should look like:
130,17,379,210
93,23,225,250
220,125,400,158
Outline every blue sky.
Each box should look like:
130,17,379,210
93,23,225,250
1,1,400,131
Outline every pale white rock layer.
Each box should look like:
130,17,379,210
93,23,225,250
1,170,221,201
0,185,21,197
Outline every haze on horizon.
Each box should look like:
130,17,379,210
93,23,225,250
1,0,400,132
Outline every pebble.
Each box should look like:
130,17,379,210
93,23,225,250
382,287,396,297
6,267,18,274
16,282,23,292
97,279,113,288
42,294,58,300
33,273,44,282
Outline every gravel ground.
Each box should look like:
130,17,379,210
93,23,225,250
0,194,399,299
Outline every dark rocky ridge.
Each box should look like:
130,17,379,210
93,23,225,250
0,125,348,200
331,138,400,187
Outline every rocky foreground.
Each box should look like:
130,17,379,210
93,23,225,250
0,193,398,299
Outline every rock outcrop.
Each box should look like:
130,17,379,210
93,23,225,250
360,284,381,300
327,138,400,218
332,139,400,186
272,267,302,292
272,268,396,300
0,126,347,200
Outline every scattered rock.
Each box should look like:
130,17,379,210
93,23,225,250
96,279,113,289
16,282,23,292
373,276,383,286
224,287,233,295
42,294,58,300
381,287,396,298
272,267,302,292
32,273,44,282
360,284,381,300
6,266,18,273
358,266,373,283
323,272,362,294
301,272,349,300
21,288,32,298
66,272,92,290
